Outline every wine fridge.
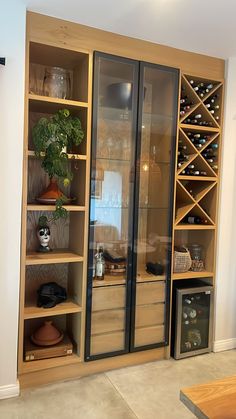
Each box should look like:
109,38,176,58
172,281,214,359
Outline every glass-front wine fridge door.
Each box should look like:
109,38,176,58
85,52,139,360
176,286,214,359
132,62,179,350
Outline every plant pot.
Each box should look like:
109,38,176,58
36,178,64,204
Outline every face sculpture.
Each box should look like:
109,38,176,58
37,226,51,252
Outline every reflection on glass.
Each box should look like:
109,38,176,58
134,64,178,348
89,54,137,356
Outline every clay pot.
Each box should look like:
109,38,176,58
37,178,64,202
31,321,64,346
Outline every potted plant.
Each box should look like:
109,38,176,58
32,108,84,226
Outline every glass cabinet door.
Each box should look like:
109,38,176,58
132,63,179,350
85,52,139,360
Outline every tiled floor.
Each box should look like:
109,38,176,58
0,350,236,419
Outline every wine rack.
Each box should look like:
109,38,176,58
172,73,223,279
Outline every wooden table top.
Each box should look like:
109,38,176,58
180,375,236,419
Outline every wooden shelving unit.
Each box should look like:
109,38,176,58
18,11,225,389
172,72,223,283
18,38,92,376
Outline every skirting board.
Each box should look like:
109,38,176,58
0,381,19,400
213,338,236,352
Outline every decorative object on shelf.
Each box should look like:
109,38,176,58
36,223,51,253
94,246,105,280
146,262,164,276
105,82,133,109
43,66,71,99
33,108,84,221
31,320,64,346
24,334,73,361
37,282,67,308
173,246,192,273
188,243,205,272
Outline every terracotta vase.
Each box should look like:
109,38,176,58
38,178,64,201
31,321,64,346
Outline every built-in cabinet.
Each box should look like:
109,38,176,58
85,52,179,360
18,11,224,388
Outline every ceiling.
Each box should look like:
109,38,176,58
25,0,235,59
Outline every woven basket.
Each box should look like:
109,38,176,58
173,246,192,273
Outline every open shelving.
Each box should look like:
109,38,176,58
18,39,92,374
172,72,223,282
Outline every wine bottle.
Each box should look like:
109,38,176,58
183,215,208,225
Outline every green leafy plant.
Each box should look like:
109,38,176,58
32,109,84,225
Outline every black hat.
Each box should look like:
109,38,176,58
37,282,67,308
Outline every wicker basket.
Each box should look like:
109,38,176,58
173,246,192,273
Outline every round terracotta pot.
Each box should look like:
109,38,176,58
31,321,64,346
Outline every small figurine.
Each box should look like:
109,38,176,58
37,225,51,252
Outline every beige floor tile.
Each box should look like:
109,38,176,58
0,374,137,419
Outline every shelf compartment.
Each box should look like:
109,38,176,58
26,250,83,265
198,185,217,223
174,229,215,272
175,181,195,224
177,129,198,174
181,127,219,154
29,42,89,103
179,75,201,123
203,84,223,126
184,75,222,102
172,271,214,280
24,300,82,319
27,158,86,206
23,313,82,364
179,179,216,203
176,203,214,227
178,154,217,178
181,102,219,129
28,105,88,156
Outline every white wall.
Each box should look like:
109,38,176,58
214,57,236,351
0,1,26,398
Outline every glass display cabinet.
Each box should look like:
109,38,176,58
85,51,179,360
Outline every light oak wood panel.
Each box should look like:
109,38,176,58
26,250,83,265
92,285,126,311
135,303,165,328
27,12,225,80
19,347,165,387
135,325,165,347
28,93,88,110
136,282,165,305
91,309,125,335
24,300,82,319
172,271,214,280
90,331,124,355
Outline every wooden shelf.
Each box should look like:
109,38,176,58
174,224,216,230
27,204,85,212
93,275,126,287
177,175,217,181
24,300,82,319
180,123,219,133
21,353,81,374
137,271,166,282
25,250,83,265
172,271,214,280
27,150,87,160
28,93,88,110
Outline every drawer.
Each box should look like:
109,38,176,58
92,285,126,311
90,331,125,355
135,303,165,328
134,325,165,347
91,309,125,335
136,282,165,305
